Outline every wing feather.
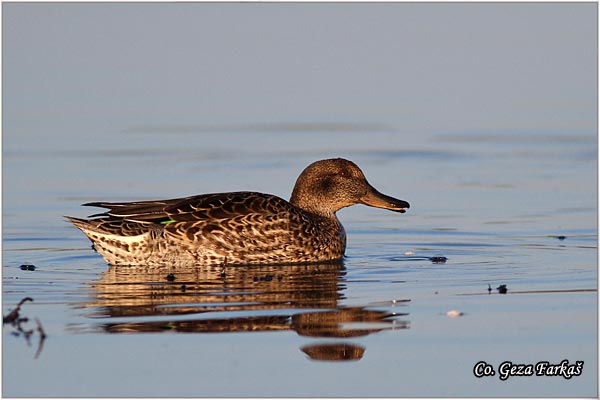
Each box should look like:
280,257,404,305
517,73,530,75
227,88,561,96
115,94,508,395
83,192,297,223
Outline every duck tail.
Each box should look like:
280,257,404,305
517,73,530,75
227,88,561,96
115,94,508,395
65,216,152,266
65,216,94,232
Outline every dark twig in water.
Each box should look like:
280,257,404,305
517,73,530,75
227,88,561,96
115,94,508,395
34,318,47,359
15,317,34,346
3,297,33,324
3,297,47,359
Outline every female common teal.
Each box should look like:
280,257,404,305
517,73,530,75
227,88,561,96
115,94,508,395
68,158,410,267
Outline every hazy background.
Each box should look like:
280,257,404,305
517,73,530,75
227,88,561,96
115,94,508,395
3,2,597,149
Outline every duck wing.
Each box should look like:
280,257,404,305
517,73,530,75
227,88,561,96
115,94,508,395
158,192,315,260
84,197,186,221
84,192,296,223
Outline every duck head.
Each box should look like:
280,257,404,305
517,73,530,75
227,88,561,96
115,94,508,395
290,158,410,216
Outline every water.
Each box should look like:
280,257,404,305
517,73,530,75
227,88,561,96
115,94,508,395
2,130,597,397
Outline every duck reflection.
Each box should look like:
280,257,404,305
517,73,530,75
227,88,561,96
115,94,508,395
301,343,365,362
76,263,409,361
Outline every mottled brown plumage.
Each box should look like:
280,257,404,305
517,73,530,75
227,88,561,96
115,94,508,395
67,158,409,267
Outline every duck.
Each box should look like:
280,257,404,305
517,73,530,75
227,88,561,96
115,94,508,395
67,158,410,267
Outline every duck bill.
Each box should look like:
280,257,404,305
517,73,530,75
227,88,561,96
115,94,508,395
360,185,410,213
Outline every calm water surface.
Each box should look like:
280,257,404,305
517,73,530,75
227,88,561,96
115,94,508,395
2,131,597,397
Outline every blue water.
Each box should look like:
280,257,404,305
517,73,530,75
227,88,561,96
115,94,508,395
2,130,597,397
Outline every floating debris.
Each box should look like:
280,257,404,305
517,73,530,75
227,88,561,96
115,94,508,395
3,297,46,359
403,250,416,256
497,284,508,294
548,235,567,240
19,264,36,271
165,273,176,282
34,318,47,359
3,297,33,324
430,256,448,264
446,310,464,318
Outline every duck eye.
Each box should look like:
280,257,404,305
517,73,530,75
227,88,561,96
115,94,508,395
339,170,350,178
